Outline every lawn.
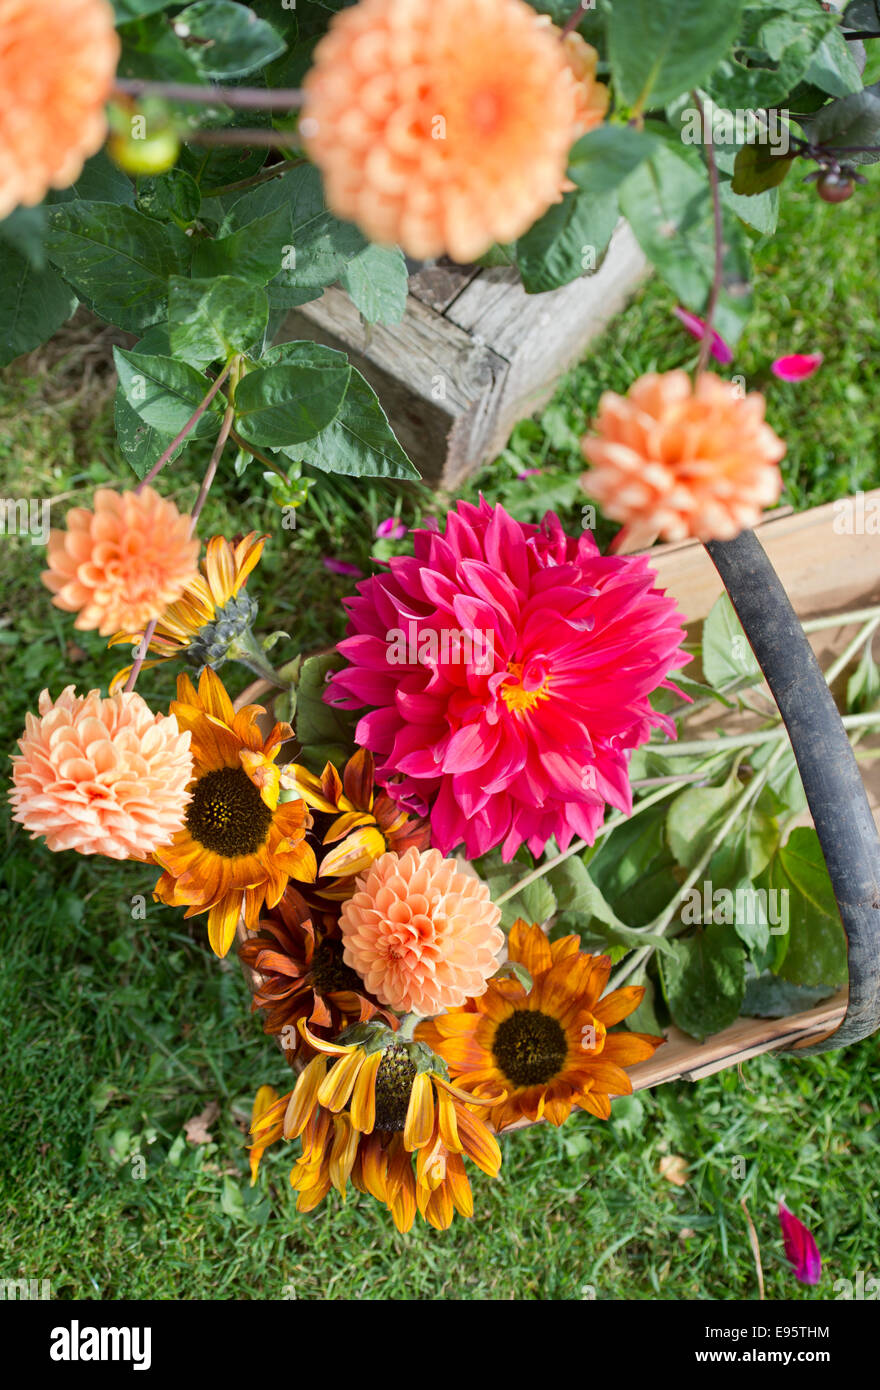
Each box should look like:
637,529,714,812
1,177,879,1301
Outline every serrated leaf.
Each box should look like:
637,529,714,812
282,363,419,480
609,0,747,109
0,249,77,366
755,827,848,986
341,243,408,324
701,593,762,689
45,202,190,331
175,1,286,79
169,275,268,367
233,348,351,448
567,126,661,194
659,924,746,1040
114,389,182,480
192,202,293,284
114,347,224,437
515,188,619,294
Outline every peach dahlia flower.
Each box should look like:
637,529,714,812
339,847,504,1015
0,0,120,220
581,371,787,547
43,487,200,638
302,0,604,262
9,686,192,859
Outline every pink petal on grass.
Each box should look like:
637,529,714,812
517,468,543,480
778,1200,821,1285
673,306,733,365
322,557,364,578
771,352,823,382
375,517,408,540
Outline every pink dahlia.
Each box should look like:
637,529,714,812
339,846,504,1015
325,500,689,860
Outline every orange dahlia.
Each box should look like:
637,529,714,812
43,487,200,639
560,30,609,140
9,686,192,859
109,532,267,693
0,0,120,220
301,0,596,262
417,920,663,1130
580,371,787,547
282,748,430,894
250,1024,502,1231
238,884,396,1063
152,668,316,957
338,846,504,1015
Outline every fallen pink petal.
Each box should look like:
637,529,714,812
322,557,364,578
771,352,824,382
517,468,543,479
375,517,408,540
778,1200,821,1284
672,306,733,365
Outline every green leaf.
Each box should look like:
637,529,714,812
175,1,286,79
619,143,752,346
804,28,863,97
50,149,136,207
742,971,839,1018
589,801,681,927
136,169,201,224
45,202,190,331
515,189,619,294
292,651,359,767
233,346,351,448
547,854,673,956
846,638,880,712
279,359,419,480
341,244,408,324
608,0,747,109
113,347,225,437
114,390,181,480
169,275,269,368
707,1,838,109
721,183,780,237
0,206,49,269
750,740,807,818
659,924,746,1040
220,1174,247,1221
192,203,293,284
0,250,77,367
112,0,170,20
567,126,661,194
809,82,880,164
731,142,795,196
756,827,848,987
667,783,740,871
843,0,880,31
701,592,762,689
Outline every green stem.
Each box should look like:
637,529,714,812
493,781,684,907
654,711,880,758
228,626,287,690
607,740,789,993
202,156,305,199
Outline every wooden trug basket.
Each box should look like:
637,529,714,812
234,489,880,1093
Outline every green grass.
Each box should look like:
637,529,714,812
2,179,880,1301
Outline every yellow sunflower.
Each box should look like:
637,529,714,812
109,531,267,691
282,748,430,894
152,668,316,956
250,1022,502,1231
417,920,663,1130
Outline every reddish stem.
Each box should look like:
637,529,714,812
135,360,233,494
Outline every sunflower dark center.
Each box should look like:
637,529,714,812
310,938,363,996
185,765,272,857
492,1010,568,1087
373,1044,417,1132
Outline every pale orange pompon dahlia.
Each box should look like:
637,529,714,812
43,487,201,639
339,847,504,1015
301,0,604,263
0,0,120,220
9,686,192,859
581,370,787,548
560,30,610,140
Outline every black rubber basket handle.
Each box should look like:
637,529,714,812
705,530,880,1054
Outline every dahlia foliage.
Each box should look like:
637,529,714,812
5,0,858,1235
